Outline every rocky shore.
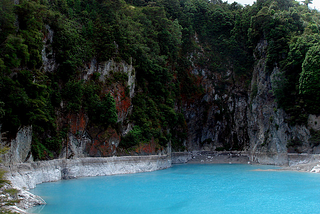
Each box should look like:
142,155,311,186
172,151,250,164
3,155,171,213
4,152,320,213
172,151,320,173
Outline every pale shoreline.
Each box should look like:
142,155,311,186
4,155,171,213
173,151,320,173
4,152,320,213
182,159,320,173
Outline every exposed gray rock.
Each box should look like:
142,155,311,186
184,151,250,164
59,132,90,159
308,114,320,131
288,153,320,166
5,155,171,212
247,41,311,165
41,25,57,72
6,155,171,190
81,58,136,140
83,58,136,101
16,187,46,210
172,152,192,164
182,39,313,166
0,126,33,164
311,164,320,173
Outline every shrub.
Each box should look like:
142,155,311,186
120,126,143,149
62,80,84,112
86,92,118,127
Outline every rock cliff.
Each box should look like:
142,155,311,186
181,39,315,166
0,38,316,166
247,40,311,165
0,28,318,167
0,125,33,164
0,57,138,163
59,58,137,159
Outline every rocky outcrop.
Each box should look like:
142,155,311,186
15,188,46,211
181,39,314,166
247,40,311,165
46,56,139,159
308,114,320,131
0,126,33,164
41,25,57,73
58,58,137,158
181,33,250,153
174,151,250,164
83,58,136,123
40,23,140,159
0,33,317,169
182,67,249,152
172,152,192,164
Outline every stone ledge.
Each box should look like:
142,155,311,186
3,155,171,212
5,155,171,190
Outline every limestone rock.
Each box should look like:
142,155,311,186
181,39,312,166
0,126,33,164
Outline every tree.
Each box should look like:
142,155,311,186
0,147,20,213
101,93,118,126
88,93,118,127
0,101,4,119
302,0,313,7
299,44,320,113
0,0,15,43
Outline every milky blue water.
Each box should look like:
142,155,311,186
28,164,320,214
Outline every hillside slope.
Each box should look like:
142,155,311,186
1,0,320,165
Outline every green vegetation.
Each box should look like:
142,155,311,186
0,0,320,157
299,44,320,113
309,129,320,147
0,148,20,213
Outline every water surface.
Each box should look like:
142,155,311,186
28,164,320,214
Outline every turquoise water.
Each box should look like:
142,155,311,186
28,164,320,214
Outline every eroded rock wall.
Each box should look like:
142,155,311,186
182,39,313,165
0,125,33,164
59,58,136,158
182,68,249,152
0,34,315,166
0,25,166,163
182,45,250,153
247,40,311,165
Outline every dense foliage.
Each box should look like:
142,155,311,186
0,0,320,158
0,148,19,213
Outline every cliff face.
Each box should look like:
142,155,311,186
0,125,33,164
182,65,249,152
0,26,136,163
0,24,167,163
247,40,310,165
0,37,316,166
59,58,136,159
182,40,313,165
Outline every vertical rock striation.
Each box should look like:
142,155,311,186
247,40,310,165
0,126,33,164
0,35,315,166
182,39,313,166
